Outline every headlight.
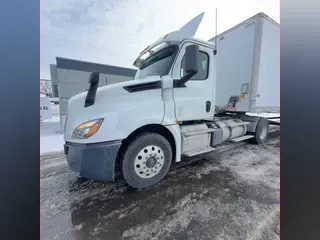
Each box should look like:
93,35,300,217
72,118,104,139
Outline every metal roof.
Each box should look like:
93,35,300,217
56,57,137,77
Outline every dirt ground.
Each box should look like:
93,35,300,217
41,129,280,240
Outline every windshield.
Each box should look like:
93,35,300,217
134,45,179,80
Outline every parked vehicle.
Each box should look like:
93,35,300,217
50,98,59,105
63,12,279,188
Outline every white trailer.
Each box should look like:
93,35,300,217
63,12,280,188
209,13,280,114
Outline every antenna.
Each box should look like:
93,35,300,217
214,8,218,55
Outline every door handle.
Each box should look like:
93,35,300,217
206,101,211,112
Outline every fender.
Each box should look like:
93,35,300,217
165,124,182,162
65,78,165,144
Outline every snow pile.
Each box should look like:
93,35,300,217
220,144,280,193
41,135,64,155
51,104,60,117
41,103,64,155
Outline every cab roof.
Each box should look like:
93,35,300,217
133,12,205,68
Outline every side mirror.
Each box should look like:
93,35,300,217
180,44,199,85
85,72,99,107
185,44,199,74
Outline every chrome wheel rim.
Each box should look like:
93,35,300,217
134,145,165,179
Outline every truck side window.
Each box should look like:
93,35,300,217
180,51,209,80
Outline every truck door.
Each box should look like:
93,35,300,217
171,42,215,121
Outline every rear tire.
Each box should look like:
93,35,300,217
250,117,269,144
121,133,172,188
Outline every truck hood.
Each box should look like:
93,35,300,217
70,75,161,103
65,75,164,143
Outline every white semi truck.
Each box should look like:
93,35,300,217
63,12,279,188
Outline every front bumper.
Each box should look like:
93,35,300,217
64,140,122,181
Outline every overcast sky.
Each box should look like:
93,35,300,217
40,0,279,79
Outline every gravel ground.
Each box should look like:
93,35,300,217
41,129,280,240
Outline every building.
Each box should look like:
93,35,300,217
50,57,137,132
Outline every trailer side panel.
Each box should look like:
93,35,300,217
255,18,280,112
212,18,257,112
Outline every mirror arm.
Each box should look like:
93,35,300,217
179,69,198,86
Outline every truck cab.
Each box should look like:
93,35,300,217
134,38,216,122
64,13,270,188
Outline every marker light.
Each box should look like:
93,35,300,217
140,46,149,55
72,118,104,139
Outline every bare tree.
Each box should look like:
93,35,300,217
40,80,52,97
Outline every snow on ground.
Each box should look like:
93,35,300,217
119,137,280,240
41,104,64,155
41,134,280,240
41,134,64,155
42,116,60,123
50,103,60,117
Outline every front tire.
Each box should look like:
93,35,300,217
121,133,172,188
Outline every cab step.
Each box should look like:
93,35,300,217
230,135,254,143
184,147,215,157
